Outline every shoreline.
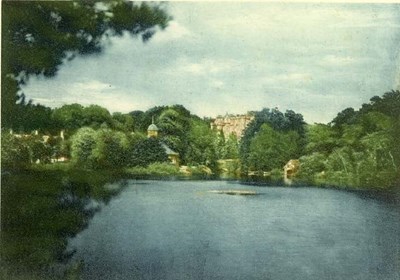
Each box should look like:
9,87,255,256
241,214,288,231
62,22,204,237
4,165,399,195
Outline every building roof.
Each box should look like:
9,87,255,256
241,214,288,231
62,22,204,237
161,143,179,155
147,123,159,131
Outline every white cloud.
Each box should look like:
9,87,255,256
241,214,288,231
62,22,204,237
320,55,357,66
73,80,113,92
210,79,225,89
174,57,240,76
263,72,314,86
278,73,313,83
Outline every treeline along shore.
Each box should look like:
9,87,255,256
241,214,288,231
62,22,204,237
2,90,400,190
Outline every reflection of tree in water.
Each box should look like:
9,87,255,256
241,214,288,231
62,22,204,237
1,171,126,279
56,179,100,263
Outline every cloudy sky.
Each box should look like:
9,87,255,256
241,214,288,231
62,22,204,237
22,2,400,123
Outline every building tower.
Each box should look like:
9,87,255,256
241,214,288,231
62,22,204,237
147,116,159,138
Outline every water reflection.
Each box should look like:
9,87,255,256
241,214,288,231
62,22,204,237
69,180,400,280
2,175,399,280
1,170,126,279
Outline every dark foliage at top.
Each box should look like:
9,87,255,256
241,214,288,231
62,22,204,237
2,0,170,129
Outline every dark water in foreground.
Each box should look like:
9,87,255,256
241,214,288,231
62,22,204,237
68,180,400,280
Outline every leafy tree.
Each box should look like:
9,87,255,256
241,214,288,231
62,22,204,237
91,129,129,169
129,110,146,132
132,106,166,132
1,133,55,169
158,108,186,135
186,118,219,169
215,132,239,160
11,95,54,133
325,147,355,176
204,145,219,172
70,127,97,168
52,104,113,132
359,111,391,135
299,90,400,189
360,131,397,172
240,108,306,171
111,112,134,132
224,134,239,159
2,0,170,128
82,105,112,128
247,124,300,171
330,107,358,130
52,104,85,131
47,136,70,159
127,132,147,147
1,132,31,170
269,108,286,130
157,107,191,159
25,136,53,164
129,137,168,167
283,110,307,134
132,107,220,169
360,90,400,118
69,127,150,169
298,152,326,180
305,124,338,154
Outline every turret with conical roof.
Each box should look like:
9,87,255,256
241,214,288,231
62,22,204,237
147,116,159,138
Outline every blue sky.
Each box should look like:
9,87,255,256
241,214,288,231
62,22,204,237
22,2,400,123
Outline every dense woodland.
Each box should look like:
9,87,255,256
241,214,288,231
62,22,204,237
299,90,400,189
2,0,399,189
2,89,400,189
2,103,236,171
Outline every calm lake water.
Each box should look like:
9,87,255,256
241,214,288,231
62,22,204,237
68,180,400,280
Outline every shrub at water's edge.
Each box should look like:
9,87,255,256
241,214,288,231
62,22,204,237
125,162,180,177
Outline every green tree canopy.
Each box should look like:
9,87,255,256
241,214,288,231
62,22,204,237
52,104,115,132
91,128,130,169
111,112,135,132
224,134,239,159
2,0,170,128
70,127,97,169
240,107,306,170
186,118,219,168
330,107,358,130
305,124,338,154
129,137,168,167
247,124,301,171
11,94,54,133
82,105,112,128
298,90,400,189
52,104,85,131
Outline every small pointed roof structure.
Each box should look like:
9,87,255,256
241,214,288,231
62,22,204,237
147,116,159,131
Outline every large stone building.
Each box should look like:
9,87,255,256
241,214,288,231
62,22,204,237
210,113,254,139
